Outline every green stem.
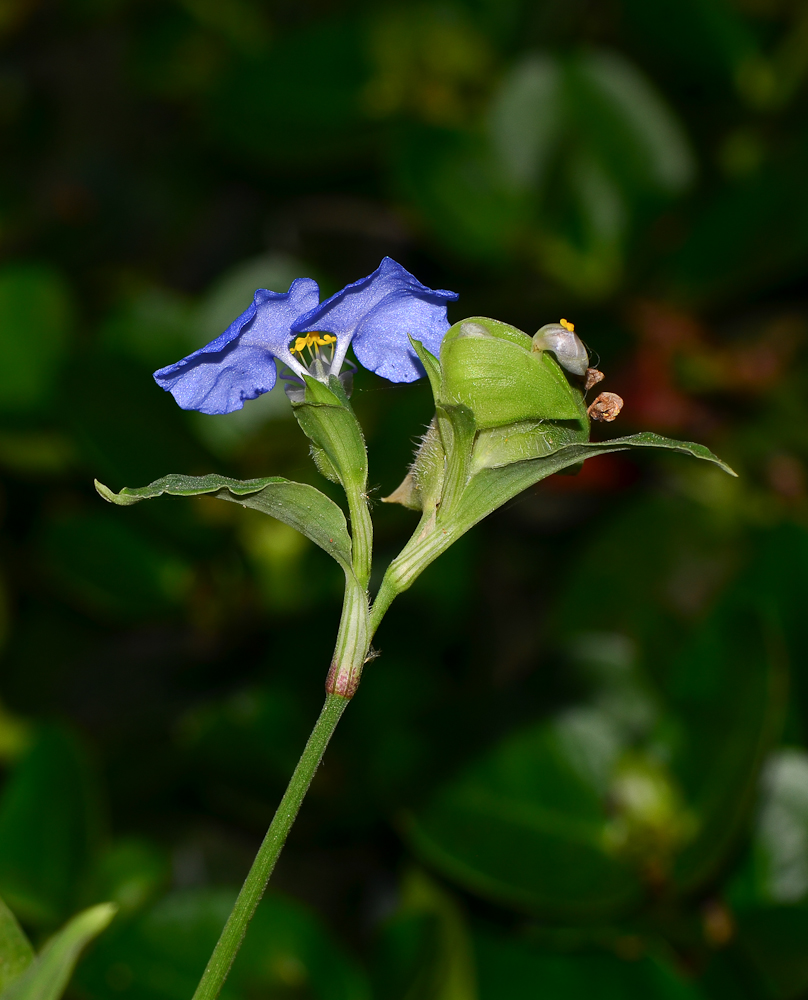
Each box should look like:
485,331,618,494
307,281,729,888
345,487,373,590
368,575,397,639
368,512,458,640
191,693,349,1000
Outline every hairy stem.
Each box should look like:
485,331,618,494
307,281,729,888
191,693,349,1000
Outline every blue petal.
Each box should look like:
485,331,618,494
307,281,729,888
153,278,320,414
291,258,457,383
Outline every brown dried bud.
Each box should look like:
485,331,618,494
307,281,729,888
584,368,605,391
588,392,624,422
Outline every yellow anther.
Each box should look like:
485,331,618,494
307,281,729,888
290,332,337,354
560,318,575,332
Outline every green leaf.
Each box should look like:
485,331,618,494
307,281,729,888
1,903,116,1000
407,716,643,918
490,49,695,196
573,49,696,195
668,602,785,894
372,870,476,1000
489,53,562,189
380,431,734,607
95,473,353,574
448,433,734,550
74,888,369,1000
0,896,33,993
0,728,99,926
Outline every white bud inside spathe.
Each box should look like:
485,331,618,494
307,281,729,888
531,322,589,377
458,321,491,339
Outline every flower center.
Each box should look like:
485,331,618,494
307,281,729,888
290,331,336,358
560,318,575,332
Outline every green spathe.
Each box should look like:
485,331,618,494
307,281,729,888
441,317,587,427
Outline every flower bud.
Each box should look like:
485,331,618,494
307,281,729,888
532,320,589,377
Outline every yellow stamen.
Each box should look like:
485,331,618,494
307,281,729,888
560,318,575,332
290,332,337,355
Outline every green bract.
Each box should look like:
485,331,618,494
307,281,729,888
388,317,594,513
441,317,588,427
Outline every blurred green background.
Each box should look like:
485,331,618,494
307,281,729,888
2,0,808,997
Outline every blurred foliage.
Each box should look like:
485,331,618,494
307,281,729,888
3,0,808,998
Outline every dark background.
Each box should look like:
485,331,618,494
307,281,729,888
2,1,808,997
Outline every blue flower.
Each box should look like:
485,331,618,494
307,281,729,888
153,278,319,415
154,257,457,415
291,257,457,384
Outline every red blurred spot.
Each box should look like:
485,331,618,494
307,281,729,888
542,453,638,493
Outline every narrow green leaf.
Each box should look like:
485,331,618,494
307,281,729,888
94,473,282,505
95,474,353,573
1,903,116,1000
409,337,442,405
0,897,33,993
593,431,737,475
454,432,735,536
383,431,735,598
